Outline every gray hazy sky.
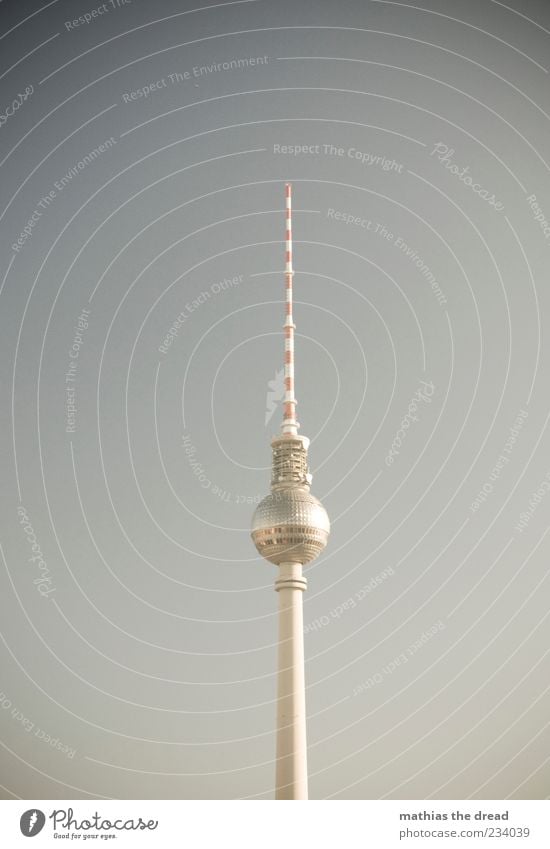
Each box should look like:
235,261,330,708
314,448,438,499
1,0,550,800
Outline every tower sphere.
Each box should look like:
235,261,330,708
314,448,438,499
251,487,330,566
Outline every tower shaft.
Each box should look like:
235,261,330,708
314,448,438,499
275,562,308,800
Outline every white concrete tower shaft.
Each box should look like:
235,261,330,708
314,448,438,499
275,561,308,799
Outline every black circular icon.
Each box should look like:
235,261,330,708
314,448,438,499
20,809,46,837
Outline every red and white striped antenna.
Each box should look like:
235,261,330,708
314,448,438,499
282,182,299,436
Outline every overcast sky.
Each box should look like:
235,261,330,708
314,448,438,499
1,0,550,800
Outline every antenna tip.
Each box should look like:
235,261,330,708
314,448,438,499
285,182,292,196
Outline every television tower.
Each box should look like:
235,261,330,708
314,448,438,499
251,184,330,800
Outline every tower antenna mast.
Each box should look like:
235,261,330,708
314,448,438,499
282,183,298,436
